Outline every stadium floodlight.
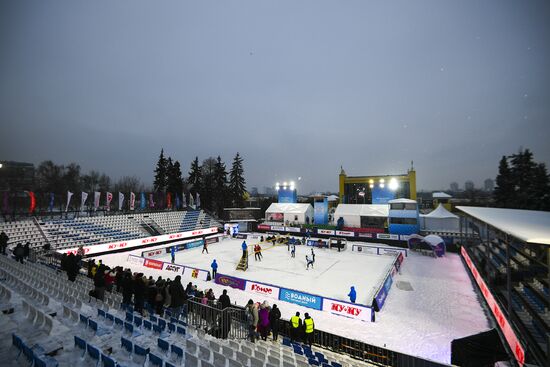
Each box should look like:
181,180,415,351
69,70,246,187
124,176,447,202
379,178,385,183
275,182,280,191
290,181,295,190
389,178,399,191
379,183,385,188
0,163,2,169
369,184,374,189
369,179,374,184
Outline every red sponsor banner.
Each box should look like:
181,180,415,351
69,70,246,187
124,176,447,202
461,247,525,365
317,229,335,235
142,249,164,258
322,298,372,322
336,230,355,237
144,259,163,270
245,281,280,299
257,224,271,231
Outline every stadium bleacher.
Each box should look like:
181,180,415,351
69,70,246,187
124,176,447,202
0,254,376,367
0,210,222,251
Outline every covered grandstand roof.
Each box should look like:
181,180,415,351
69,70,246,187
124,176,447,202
265,203,312,214
388,198,417,204
457,206,550,245
433,192,452,198
334,204,389,217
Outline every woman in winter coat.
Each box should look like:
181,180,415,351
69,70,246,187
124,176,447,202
269,304,282,341
258,302,270,341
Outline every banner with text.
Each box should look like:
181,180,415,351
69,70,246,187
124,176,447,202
245,281,281,299
214,274,247,290
322,298,372,322
279,288,323,310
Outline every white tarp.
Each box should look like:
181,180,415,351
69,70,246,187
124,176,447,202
265,203,313,224
334,204,389,228
420,204,460,232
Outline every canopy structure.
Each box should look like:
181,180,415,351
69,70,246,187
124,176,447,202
420,204,460,232
407,234,446,257
457,206,550,245
432,192,452,199
265,203,314,225
333,204,389,228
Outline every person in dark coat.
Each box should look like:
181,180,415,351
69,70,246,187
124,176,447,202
269,304,281,341
13,243,24,263
211,259,218,278
348,286,357,303
218,289,231,310
23,242,30,259
93,268,106,301
0,231,8,255
169,275,185,318
66,253,79,281
121,271,133,305
133,273,146,314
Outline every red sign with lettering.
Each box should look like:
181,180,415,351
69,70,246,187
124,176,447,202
143,259,163,270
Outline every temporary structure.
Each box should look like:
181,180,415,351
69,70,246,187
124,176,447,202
265,203,314,225
420,204,459,232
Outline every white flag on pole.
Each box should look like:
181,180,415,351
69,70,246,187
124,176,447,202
65,191,73,212
118,192,125,211
81,192,89,211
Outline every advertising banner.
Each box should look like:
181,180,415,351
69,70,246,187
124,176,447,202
245,281,280,299
279,288,323,310
278,188,297,204
257,224,271,231
185,240,204,250
60,226,219,256
374,274,393,311
313,198,329,225
235,233,248,239
372,186,395,204
336,230,355,237
377,233,400,240
352,245,379,255
205,237,219,245
284,227,301,233
358,233,373,238
272,226,285,232
307,239,328,248
143,258,163,270
461,247,525,365
189,268,209,281
322,298,372,322
317,229,335,235
163,263,184,274
400,235,412,241
214,274,246,290
141,248,165,258
127,255,145,266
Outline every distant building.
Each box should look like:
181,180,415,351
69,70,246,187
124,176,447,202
0,161,35,191
250,187,259,196
263,186,276,197
450,182,459,192
464,180,475,191
484,179,494,192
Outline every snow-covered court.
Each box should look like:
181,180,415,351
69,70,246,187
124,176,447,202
94,235,490,363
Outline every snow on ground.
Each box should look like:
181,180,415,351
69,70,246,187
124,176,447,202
94,236,490,364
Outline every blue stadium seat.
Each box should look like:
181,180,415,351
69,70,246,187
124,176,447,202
149,352,164,367
101,353,116,367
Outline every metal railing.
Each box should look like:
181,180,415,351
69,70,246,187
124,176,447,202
185,298,248,340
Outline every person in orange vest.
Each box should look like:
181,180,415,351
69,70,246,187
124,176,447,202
303,313,315,346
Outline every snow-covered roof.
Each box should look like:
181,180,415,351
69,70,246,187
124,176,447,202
433,192,452,199
327,195,340,202
334,204,389,217
424,204,458,219
265,203,312,214
388,198,417,204
457,206,550,245
424,234,445,246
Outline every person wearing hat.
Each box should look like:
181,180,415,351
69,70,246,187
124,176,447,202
290,311,302,342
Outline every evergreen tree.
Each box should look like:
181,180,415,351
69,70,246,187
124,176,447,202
187,157,202,198
229,152,246,207
532,163,550,211
213,156,229,216
153,149,168,193
167,160,184,199
494,156,514,208
201,157,217,211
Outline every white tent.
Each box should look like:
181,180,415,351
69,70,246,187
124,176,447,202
333,204,389,228
265,203,314,225
420,204,459,232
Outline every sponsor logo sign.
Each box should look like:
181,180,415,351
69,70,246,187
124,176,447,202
376,233,400,240
307,239,328,248
59,226,219,256
400,235,412,241
336,230,355,237
214,274,246,290
257,224,271,231
317,229,335,235
271,226,285,232
163,263,183,273
235,233,248,239
374,274,393,311
142,249,164,258
322,299,372,322
461,247,525,365
184,240,203,250
143,259,163,270
279,288,322,310
245,281,280,299
284,227,301,233
127,255,144,266
205,237,219,245
358,233,373,238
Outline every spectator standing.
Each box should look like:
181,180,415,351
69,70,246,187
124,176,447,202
0,231,8,255
290,311,302,342
258,301,270,341
133,273,146,314
218,289,231,309
269,304,281,341
303,313,315,346
169,275,185,318
23,242,30,260
13,243,24,263
93,268,106,301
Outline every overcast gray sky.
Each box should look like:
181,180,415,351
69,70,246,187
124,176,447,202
1,0,549,193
